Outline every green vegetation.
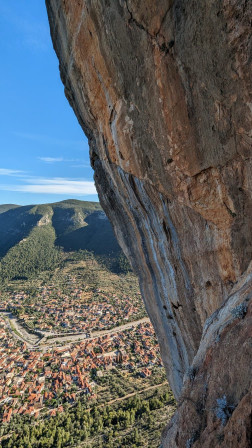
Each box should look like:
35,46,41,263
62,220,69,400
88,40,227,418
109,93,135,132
0,199,129,282
93,368,167,406
0,386,175,448
0,205,40,258
0,224,61,281
0,204,20,214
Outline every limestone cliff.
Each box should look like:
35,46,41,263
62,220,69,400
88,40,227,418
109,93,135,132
46,0,252,446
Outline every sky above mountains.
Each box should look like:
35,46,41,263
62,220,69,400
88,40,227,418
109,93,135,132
0,0,98,205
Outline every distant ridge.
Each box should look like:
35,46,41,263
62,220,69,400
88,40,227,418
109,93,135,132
0,204,20,214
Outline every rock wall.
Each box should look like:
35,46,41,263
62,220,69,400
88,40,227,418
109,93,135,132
162,264,252,447
46,0,252,445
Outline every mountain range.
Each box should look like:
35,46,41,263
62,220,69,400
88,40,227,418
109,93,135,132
0,199,124,281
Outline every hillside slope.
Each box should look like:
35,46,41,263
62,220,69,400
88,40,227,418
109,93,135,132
0,199,122,280
0,204,20,214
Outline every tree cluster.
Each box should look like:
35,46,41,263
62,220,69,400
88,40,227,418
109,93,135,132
1,390,175,448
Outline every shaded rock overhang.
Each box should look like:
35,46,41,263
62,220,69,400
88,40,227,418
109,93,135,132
46,1,252,446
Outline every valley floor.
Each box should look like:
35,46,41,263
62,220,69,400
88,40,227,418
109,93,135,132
0,255,176,447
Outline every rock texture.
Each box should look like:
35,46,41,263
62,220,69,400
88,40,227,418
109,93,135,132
162,264,252,447
46,0,252,445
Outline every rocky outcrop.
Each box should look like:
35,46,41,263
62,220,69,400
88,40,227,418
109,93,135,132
46,0,252,445
162,263,252,447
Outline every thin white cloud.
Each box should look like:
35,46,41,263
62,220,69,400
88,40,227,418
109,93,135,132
38,157,89,165
0,177,97,195
0,168,24,176
38,157,64,163
71,163,91,168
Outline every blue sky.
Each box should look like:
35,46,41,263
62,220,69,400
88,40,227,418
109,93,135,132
0,0,98,205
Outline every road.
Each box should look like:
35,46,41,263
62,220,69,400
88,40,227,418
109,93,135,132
40,317,150,349
0,312,40,347
0,311,150,349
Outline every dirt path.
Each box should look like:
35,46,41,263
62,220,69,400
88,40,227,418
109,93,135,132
97,381,169,408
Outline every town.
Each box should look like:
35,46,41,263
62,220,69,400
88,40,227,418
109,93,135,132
0,260,166,427
0,315,163,424
1,279,145,335
0,260,146,335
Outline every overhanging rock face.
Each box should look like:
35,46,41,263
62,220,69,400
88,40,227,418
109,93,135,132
46,0,252,445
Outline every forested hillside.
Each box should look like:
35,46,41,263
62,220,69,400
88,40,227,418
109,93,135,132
0,200,127,281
